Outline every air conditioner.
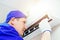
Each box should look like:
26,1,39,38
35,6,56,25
23,15,53,40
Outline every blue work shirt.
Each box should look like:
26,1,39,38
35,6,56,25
0,23,23,40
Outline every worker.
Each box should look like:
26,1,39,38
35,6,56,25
0,10,51,40
0,10,27,40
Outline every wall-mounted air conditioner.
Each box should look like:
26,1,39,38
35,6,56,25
23,15,53,40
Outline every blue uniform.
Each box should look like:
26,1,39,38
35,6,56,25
0,23,23,40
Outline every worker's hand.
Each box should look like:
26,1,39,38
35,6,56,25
39,18,51,33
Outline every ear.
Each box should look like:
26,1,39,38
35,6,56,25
11,17,16,25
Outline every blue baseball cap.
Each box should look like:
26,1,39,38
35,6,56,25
5,10,26,23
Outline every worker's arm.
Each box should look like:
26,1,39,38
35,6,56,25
39,18,51,40
41,31,51,40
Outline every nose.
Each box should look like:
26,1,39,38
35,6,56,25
23,25,27,32
25,25,27,30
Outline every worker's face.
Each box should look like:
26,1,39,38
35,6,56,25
12,18,27,36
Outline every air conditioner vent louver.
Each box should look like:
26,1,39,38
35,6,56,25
23,24,39,37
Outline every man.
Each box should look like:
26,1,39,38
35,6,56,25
0,10,51,40
0,10,27,40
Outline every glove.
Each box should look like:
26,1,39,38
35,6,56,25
39,18,51,33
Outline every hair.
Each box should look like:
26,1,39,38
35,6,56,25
5,10,26,23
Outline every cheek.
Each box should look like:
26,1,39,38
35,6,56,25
17,21,25,30
18,23,24,29
19,22,25,27
19,23,24,27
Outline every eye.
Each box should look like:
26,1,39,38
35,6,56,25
24,21,26,24
23,21,26,24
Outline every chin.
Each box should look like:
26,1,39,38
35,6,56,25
19,31,24,36
20,33,24,36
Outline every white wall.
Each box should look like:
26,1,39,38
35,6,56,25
0,0,40,14
0,4,13,23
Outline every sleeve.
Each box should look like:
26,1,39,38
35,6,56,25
39,18,51,33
